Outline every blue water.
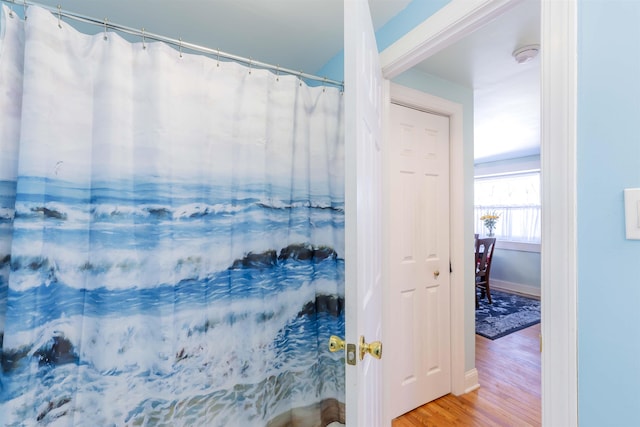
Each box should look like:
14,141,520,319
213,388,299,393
0,177,345,426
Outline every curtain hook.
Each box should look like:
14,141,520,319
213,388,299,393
216,48,220,67
299,71,303,87
179,37,183,58
248,57,252,75
103,18,108,41
23,0,27,20
276,65,280,82
323,77,327,93
141,28,146,50
57,4,62,28
8,5,14,18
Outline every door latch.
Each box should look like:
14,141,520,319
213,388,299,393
329,335,357,365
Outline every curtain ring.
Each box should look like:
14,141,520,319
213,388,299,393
248,57,252,75
299,71,303,87
103,18,108,41
179,37,183,58
57,4,62,28
216,48,220,67
276,65,280,82
323,77,327,93
23,0,27,20
8,5,14,18
141,28,147,50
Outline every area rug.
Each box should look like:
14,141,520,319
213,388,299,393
476,289,540,340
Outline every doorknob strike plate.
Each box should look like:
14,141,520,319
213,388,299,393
346,343,357,366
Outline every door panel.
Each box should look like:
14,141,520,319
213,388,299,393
388,103,451,419
344,0,385,425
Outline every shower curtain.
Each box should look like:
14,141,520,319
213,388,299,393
0,5,345,426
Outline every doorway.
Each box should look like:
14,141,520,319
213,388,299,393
390,2,543,419
379,0,578,425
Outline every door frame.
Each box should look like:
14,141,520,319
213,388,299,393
379,0,578,425
382,83,467,425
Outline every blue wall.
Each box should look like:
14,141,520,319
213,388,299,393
491,248,540,289
375,0,452,52
316,0,451,81
578,0,640,425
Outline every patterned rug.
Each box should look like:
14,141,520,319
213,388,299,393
476,289,540,340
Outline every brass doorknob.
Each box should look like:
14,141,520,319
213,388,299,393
434,270,440,278
359,335,382,360
329,335,345,352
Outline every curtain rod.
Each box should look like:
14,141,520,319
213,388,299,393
0,0,344,89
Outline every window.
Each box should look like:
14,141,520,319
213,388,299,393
474,172,541,243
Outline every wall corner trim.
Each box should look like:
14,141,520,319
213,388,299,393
540,0,578,425
491,280,540,298
463,368,480,394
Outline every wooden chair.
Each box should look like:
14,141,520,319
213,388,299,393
475,237,496,308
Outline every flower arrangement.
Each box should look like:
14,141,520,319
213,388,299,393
480,211,500,236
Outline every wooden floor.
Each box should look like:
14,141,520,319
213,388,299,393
392,323,541,426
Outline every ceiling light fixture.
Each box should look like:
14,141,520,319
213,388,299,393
512,44,540,64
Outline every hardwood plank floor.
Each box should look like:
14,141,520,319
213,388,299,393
393,323,541,426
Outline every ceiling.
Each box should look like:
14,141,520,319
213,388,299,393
30,0,540,163
412,0,541,163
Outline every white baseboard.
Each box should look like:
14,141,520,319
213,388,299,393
491,279,540,298
463,368,480,394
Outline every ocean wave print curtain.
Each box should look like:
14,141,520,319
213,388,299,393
0,6,345,426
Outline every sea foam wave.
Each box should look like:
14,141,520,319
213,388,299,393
2,277,340,371
12,197,343,226
5,239,343,292
0,279,344,426
0,207,15,221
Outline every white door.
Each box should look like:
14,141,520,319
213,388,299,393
387,103,451,419
344,0,385,425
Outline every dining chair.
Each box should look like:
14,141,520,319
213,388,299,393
475,237,496,308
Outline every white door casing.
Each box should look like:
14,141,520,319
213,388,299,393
386,103,451,419
344,0,386,425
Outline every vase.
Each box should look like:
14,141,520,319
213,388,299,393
486,228,494,237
